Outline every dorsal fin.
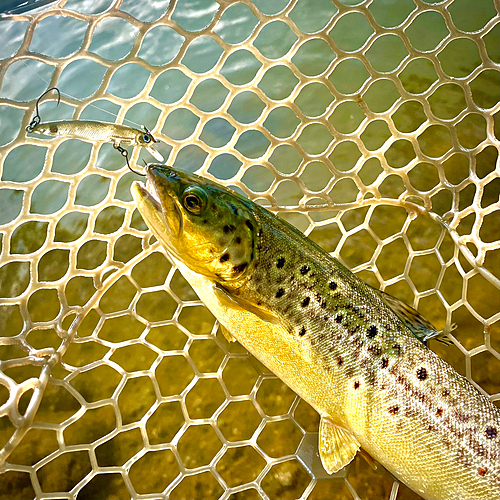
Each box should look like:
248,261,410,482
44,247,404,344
378,290,453,345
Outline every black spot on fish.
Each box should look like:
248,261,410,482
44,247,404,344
381,358,389,369
49,124,58,133
478,468,487,477
436,408,443,417
276,288,285,298
393,343,401,355
335,314,343,323
301,297,310,307
329,281,337,290
232,263,247,274
235,236,241,244
300,265,310,275
485,426,497,439
354,381,360,389
417,367,427,380
389,406,399,415
202,219,208,224
367,325,377,338
277,257,285,269
245,220,254,231
220,253,230,263
223,224,235,234
299,326,306,336
337,357,343,365
443,389,450,397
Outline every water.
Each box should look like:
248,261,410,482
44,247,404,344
0,0,499,498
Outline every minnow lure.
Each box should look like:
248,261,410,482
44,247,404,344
132,165,500,500
26,88,164,175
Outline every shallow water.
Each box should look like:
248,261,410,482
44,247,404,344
0,0,499,498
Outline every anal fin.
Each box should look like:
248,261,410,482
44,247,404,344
319,418,360,474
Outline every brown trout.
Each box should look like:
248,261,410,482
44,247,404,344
132,165,500,500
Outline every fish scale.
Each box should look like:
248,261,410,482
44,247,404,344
240,208,500,498
132,165,500,500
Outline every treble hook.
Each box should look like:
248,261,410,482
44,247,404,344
27,87,60,133
113,143,146,176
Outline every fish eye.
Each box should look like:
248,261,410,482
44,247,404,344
142,133,152,143
182,186,207,215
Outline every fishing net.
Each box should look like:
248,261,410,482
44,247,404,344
0,0,498,498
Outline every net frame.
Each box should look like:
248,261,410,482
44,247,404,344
0,0,498,498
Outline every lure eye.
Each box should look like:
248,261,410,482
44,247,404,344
142,133,152,143
182,186,208,215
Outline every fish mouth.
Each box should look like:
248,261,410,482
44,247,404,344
132,179,162,214
131,166,183,245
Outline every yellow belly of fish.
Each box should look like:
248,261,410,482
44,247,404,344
174,258,497,500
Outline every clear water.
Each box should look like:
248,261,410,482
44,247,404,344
0,0,499,498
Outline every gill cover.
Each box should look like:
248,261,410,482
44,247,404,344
133,165,257,283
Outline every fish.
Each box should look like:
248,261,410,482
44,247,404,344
132,164,500,500
26,87,164,163
27,120,164,162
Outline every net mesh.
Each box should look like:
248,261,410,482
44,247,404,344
0,0,499,498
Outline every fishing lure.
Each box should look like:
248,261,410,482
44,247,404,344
26,88,163,175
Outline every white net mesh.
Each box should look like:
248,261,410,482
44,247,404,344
0,0,498,498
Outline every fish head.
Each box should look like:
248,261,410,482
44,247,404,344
132,165,257,282
27,122,59,136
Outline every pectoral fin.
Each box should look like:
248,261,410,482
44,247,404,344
213,283,281,325
378,290,452,345
319,418,360,474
